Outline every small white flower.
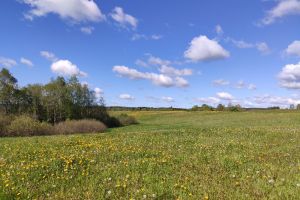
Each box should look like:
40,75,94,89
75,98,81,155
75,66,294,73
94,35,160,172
143,194,147,199
268,179,275,184
107,190,112,195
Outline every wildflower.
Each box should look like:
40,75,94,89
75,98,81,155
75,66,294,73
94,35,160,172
143,194,147,199
268,179,275,184
107,190,112,195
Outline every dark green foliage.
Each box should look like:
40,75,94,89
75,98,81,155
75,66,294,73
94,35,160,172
216,104,225,111
0,68,113,127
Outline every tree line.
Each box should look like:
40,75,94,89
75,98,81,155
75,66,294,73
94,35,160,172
0,68,114,126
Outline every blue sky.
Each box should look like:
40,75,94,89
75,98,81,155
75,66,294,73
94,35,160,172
1,0,300,108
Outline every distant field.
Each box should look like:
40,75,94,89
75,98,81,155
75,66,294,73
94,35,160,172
1,111,300,199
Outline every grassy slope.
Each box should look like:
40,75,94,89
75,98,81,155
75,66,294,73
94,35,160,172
0,111,300,199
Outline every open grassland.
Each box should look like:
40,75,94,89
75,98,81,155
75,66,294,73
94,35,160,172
0,111,300,199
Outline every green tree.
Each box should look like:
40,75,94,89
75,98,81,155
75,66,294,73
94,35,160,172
216,104,225,111
0,68,18,114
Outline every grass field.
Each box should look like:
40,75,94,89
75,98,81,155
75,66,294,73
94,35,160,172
0,110,300,199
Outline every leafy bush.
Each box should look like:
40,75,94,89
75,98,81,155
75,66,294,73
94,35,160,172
54,119,107,135
116,114,138,126
0,115,14,136
7,115,53,137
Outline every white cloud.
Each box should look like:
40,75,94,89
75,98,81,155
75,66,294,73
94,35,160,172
213,79,230,86
94,87,103,99
51,59,87,77
261,0,300,25
80,26,94,34
135,59,148,67
175,77,189,87
256,42,271,54
278,62,300,89
184,35,230,62
0,57,17,68
159,65,193,76
20,57,33,67
131,34,147,41
151,35,163,40
216,92,234,100
236,80,246,89
40,51,57,62
248,84,257,90
131,34,162,41
231,39,254,49
229,38,271,54
195,97,221,105
150,74,174,87
119,94,135,100
112,65,147,79
110,7,138,29
285,40,300,57
148,56,171,66
161,96,174,102
253,95,300,106
215,24,224,35
21,0,105,23
112,65,189,88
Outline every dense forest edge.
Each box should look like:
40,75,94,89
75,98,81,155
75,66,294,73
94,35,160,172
0,68,137,137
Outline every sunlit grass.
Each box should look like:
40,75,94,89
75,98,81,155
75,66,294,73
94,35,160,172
1,111,300,199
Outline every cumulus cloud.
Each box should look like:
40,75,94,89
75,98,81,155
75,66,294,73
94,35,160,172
94,87,103,99
213,79,230,86
0,57,17,68
278,62,300,89
159,65,193,76
216,92,234,100
230,39,254,49
80,26,95,34
119,94,135,100
21,0,105,23
195,97,221,105
175,77,189,87
112,65,188,88
148,56,171,66
51,59,87,77
184,35,230,62
161,96,174,102
40,51,57,62
229,38,271,54
248,84,257,90
253,94,300,106
260,0,300,25
20,57,33,67
235,80,246,89
135,59,148,67
285,40,300,57
256,42,271,55
110,7,138,29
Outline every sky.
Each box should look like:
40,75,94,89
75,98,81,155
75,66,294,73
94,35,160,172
1,0,300,108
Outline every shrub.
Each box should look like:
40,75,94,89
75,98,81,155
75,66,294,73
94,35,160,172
0,115,14,136
116,114,138,126
7,115,53,137
54,119,107,135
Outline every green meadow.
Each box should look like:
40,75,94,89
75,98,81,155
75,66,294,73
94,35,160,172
1,110,300,199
